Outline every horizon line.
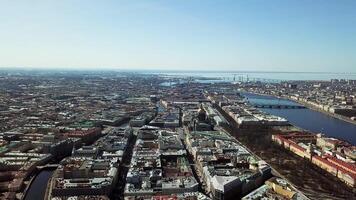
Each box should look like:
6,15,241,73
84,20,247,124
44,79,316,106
0,66,355,74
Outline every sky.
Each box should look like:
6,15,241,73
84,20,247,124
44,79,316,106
0,0,356,72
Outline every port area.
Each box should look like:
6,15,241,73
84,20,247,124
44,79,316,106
218,106,355,200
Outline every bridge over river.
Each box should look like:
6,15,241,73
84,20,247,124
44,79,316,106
253,104,306,109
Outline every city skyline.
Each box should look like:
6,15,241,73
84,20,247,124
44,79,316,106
1,72,355,200
0,2,355,198
1,0,356,72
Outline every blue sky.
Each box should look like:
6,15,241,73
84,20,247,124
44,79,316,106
0,0,355,72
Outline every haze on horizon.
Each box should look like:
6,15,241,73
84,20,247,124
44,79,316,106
0,0,356,73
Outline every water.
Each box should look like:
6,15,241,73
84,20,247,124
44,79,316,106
145,71,356,82
160,81,179,87
243,93,300,106
24,169,54,200
242,92,356,145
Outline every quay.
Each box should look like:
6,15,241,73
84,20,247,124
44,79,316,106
22,165,58,200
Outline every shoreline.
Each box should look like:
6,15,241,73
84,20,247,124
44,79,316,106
21,175,36,200
242,91,356,145
214,103,353,199
286,97,356,125
22,166,57,200
243,91,356,126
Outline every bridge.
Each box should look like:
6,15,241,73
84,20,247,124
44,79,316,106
36,164,59,170
253,104,306,109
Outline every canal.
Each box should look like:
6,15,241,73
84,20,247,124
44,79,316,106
24,169,55,200
242,92,356,145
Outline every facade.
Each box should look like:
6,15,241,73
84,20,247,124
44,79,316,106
273,133,356,187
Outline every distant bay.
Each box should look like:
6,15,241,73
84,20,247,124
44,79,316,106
144,71,356,82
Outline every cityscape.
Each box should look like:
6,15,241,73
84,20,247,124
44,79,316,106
0,70,355,200
1,1,356,200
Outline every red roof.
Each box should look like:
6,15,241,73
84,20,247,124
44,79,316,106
274,135,290,144
289,141,306,152
273,134,285,141
337,165,356,180
313,155,356,180
325,155,356,174
274,132,316,142
312,155,338,170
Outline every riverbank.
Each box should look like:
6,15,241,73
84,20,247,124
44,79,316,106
245,91,356,126
215,103,355,199
23,168,55,200
286,97,356,125
243,91,356,145
21,175,36,200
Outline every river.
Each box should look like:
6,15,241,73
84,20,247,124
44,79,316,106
23,123,130,199
24,169,54,200
242,92,356,145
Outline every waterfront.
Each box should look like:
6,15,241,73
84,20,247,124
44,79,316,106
23,169,54,200
146,71,356,82
243,92,356,145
